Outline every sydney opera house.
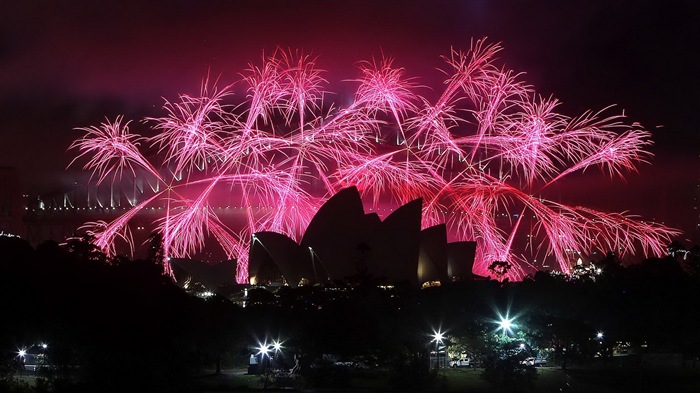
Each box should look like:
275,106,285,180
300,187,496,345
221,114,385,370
247,187,476,288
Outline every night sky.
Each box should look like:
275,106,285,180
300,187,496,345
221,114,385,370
1,0,699,241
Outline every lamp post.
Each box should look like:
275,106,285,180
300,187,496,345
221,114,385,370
258,342,270,371
17,348,26,378
271,340,283,369
432,330,444,371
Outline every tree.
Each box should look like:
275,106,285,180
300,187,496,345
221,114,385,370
669,241,700,277
198,295,244,375
488,261,512,282
146,232,166,266
481,332,538,392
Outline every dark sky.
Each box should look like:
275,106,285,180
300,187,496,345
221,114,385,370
1,0,699,240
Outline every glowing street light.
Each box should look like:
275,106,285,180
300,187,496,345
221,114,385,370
431,329,445,371
256,342,271,373
272,340,283,352
497,316,515,335
596,332,604,339
258,343,270,357
17,348,27,377
432,331,445,344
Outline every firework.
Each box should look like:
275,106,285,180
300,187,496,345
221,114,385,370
70,41,679,282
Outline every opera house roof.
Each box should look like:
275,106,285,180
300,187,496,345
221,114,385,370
249,187,476,287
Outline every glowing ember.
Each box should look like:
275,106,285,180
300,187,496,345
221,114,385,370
69,41,679,282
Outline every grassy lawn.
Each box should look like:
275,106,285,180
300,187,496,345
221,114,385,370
565,366,700,393
440,367,492,391
194,371,263,391
442,365,700,393
189,365,700,392
441,366,567,392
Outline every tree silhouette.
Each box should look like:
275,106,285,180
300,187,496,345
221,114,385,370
488,260,512,282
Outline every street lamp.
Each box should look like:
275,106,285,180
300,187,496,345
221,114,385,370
497,316,515,335
257,342,271,373
432,330,445,371
258,343,270,357
255,338,284,374
17,348,26,377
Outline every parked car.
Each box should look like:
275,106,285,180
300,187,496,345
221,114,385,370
520,357,547,367
520,357,535,366
449,358,472,368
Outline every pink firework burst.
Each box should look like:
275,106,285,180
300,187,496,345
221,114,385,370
70,40,680,282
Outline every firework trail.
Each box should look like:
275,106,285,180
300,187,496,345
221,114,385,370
70,41,679,282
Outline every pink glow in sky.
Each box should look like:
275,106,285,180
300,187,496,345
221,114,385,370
1,1,698,254
69,44,679,282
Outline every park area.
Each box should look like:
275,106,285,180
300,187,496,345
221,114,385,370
185,364,700,392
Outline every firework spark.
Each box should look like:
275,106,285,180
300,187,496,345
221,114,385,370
70,39,680,282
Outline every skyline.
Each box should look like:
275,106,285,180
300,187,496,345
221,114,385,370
1,0,698,243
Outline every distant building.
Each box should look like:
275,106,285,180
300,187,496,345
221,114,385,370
248,187,476,287
170,258,238,294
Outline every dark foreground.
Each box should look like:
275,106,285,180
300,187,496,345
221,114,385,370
12,364,700,392
188,365,700,393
